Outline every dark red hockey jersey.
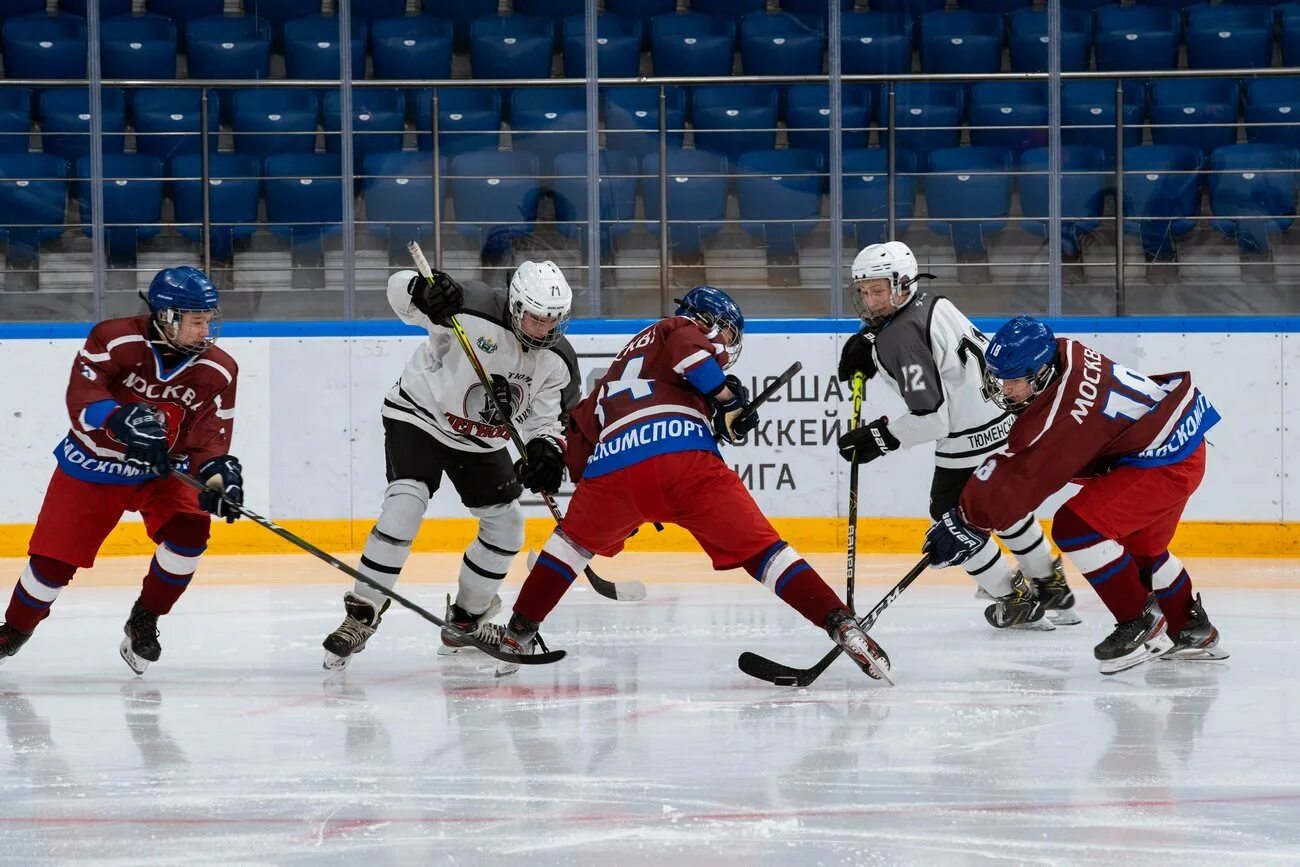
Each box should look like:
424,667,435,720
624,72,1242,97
960,337,1219,532
566,316,731,481
56,315,239,485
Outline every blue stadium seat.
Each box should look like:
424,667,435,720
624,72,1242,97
171,152,261,265
781,0,854,20
510,87,587,176
0,89,30,155
894,81,966,119
651,13,736,79
785,84,871,154
919,10,1004,75
283,15,367,80
0,152,67,268
642,148,729,258
1122,144,1203,262
75,153,163,268
323,89,405,174
1062,80,1145,165
925,146,1013,259
99,14,177,79
602,85,686,156
957,0,1032,11
1246,77,1300,149
692,85,779,161
841,12,913,123
63,0,133,15
606,0,674,49
131,88,220,171
449,150,542,260
264,152,344,274
232,88,318,160
185,15,272,81
361,150,447,262
740,11,826,79
5,0,51,18
1150,78,1240,155
1008,7,1091,73
1186,4,1273,70
414,87,503,158
893,104,962,171
1284,10,1300,66
735,148,824,258
349,0,405,24
1209,143,1299,254
1133,0,1203,8
874,0,945,16
969,82,1049,161
146,0,224,38
562,13,642,78
551,150,639,258
842,147,917,247
421,0,497,50
692,0,767,23
240,1,322,47
515,0,586,28
39,88,127,165
1019,145,1108,258
372,15,453,89
470,15,555,83
3,14,86,80
1094,5,1180,73
1062,0,1113,8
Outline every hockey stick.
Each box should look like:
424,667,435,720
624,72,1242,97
169,469,565,666
406,241,646,603
845,370,866,613
737,554,930,687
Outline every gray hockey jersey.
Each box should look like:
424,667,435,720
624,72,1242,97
381,270,580,454
870,292,1014,469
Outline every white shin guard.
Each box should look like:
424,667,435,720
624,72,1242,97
354,479,430,609
998,514,1055,580
456,501,524,616
964,537,1015,598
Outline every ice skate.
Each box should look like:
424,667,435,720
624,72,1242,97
120,600,162,676
1032,556,1081,625
1161,594,1229,661
0,623,32,667
438,594,504,656
825,609,893,684
1096,598,1174,675
322,592,391,671
984,573,1054,630
494,613,541,678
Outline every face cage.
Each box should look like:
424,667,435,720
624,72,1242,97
157,307,222,354
691,311,743,368
983,362,1055,414
511,303,571,351
850,275,910,329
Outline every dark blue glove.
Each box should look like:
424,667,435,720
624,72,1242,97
923,508,990,568
197,455,243,523
714,374,758,444
106,403,170,476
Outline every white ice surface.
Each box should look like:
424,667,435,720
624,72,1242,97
1,578,1297,865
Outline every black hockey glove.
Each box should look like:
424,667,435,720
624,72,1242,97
197,454,244,523
923,508,990,568
408,269,464,327
106,403,170,477
837,329,878,383
837,416,899,465
515,436,565,495
714,374,758,444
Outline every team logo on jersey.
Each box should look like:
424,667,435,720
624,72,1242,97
477,336,499,354
464,374,525,427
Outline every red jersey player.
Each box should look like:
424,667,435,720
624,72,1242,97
0,266,244,675
490,286,891,680
923,316,1227,674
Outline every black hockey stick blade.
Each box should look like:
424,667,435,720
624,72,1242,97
526,549,648,602
171,469,565,666
738,554,931,687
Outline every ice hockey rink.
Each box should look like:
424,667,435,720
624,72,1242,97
0,552,1296,866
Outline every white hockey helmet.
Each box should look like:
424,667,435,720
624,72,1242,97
508,260,573,350
850,241,922,327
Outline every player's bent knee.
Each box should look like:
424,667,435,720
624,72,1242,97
469,501,525,552
374,479,431,543
157,514,211,551
28,555,76,588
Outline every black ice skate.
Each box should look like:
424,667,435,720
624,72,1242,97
1161,594,1229,662
322,592,391,671
0,623,32,667
825,609,893,685
120,600,162,676
1096,598,1174,675
494,613,541,678
439,594,504,656
1032,556,1082,626
984,573,1054,630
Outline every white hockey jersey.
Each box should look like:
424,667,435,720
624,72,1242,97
869,292,1014,469
381,270,580,454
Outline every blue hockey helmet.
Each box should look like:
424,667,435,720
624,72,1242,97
675,285,744,367
143,266,221,354
984,316,1058,413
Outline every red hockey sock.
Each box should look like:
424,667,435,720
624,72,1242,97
1136,551,1195,635
1051,505,1149,623
5,556,76,634
743,542,843,628
139,516,209,616
512,530,592,625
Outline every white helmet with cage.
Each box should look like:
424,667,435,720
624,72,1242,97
508,260,573,350
850,241,923,327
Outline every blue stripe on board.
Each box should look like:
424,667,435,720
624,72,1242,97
3,316,1300,340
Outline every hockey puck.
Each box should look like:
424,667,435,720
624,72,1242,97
773,676,799,687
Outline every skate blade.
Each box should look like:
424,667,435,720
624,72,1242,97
1160,645,1230,662
494,659,520,678
322,652,350,672
1099,633,1175,675
1007,617,1056,631
973,588,994,601
437,643,483,657
1046,608,1082,626
119,638,150,676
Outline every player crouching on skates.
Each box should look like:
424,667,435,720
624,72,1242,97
924,316,1228,674
489,286,891,680
322,261,579,670
835,242,1076,629
0,267,243,675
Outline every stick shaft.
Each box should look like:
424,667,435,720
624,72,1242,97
846,371,865,613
